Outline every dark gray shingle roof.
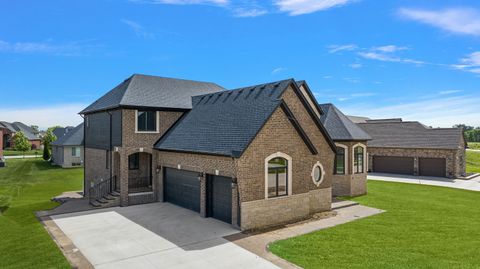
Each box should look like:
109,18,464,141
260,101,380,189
52,126,75,139
154,79,295,157
319,104,371,141
358,121,465,149
80,74,226,114
0,121,39,140
52,123,84,146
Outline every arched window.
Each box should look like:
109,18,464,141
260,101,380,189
353,145,365,174
265,152,292,199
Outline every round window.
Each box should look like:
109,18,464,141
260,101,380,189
311,162,325,186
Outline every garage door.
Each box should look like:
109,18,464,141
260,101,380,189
207,175,232,224
373,156,414,175
419,158,446,177
164,168,200,212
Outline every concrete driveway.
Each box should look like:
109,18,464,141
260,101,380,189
51,203,279,269
368,173,480,191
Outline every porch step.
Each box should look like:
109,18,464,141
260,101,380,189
90,200,102,207
104,194,116,200
111,191,120,197
332,200,359,210
97,197,109,204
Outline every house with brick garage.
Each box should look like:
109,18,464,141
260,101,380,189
318,103,371,197
81,74,336,230
51,123,84,168
0,121,42,150
358,119,466,178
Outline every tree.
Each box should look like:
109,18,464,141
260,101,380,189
30,125,39,133
43,146,51,161
453,124,474,131
13,132,30,157
42,129,57,149
41,129,56,161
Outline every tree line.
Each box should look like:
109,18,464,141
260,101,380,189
453,124,480,142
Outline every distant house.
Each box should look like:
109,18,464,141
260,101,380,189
51,123,84,168
52,126,75,139
358,119,466,178
0,121,42,149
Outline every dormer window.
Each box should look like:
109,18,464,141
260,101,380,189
136,110,158,133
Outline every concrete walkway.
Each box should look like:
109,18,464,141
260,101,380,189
229,203,384,269
369,173,480,191
4,155,41,159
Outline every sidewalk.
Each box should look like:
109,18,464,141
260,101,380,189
4,155,41,159
368,173,480,192
228,202,384,269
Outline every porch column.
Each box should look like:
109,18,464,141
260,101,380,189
200,173,207,218
120,152,129,206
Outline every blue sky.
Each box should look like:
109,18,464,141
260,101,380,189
1,0,480,128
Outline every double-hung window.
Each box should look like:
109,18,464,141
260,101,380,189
335,147,345,174
354,146,364,174
71,147,81,157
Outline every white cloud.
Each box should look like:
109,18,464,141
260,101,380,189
121,19,155,38
452,51,480,74
327,44,358,54
349,63,362,69
275,0,355,16
372,45,408,53
271,67,286,74
0,104,86,130
343,77,360,83
398,7,480,36
439,90,461,95
340,95,480,127
0,40,99,56
358,50,424,65
233,7,268,17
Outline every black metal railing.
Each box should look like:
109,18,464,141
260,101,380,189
89,177,113,204
128,176,152,193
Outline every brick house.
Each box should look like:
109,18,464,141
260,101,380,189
51,123,84,168
0,121,42,150
358,119,467,178
318,103,371,197
81,74,336,230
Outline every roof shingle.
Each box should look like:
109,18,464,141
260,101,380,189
80,74,226,114
319,103,371,141
52,123,84,146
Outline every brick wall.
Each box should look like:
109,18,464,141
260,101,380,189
84,147,110,196
332,141,368,197
367,147,464,178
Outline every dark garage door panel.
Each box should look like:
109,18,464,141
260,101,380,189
164,168,200,212
419,158,446,177
207,175,232,224
373,156,414,175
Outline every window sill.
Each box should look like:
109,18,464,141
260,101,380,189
135,131,159,134
265,194,291,200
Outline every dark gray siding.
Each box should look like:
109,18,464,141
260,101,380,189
85,110,122,149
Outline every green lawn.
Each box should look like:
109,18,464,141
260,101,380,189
270,181,480,269
467,151,480,173
3,149,43,157
468,142,480,150
0,158,83,269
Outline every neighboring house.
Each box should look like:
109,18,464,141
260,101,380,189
51,123,84,168
319,103,372,197
52,126,75,139
0,121,42,149
81,74,336,231
358,119,467,178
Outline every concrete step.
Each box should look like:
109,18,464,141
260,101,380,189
332,200,359,210
104,194,116,200
111,191,120,197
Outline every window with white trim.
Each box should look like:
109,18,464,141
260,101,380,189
71,147,81,157
335,147,346,174
311,162,325,186
267,157,288,198
354,146,364,173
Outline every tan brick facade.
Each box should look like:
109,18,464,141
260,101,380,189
332,141,368,197
367,147,466,178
